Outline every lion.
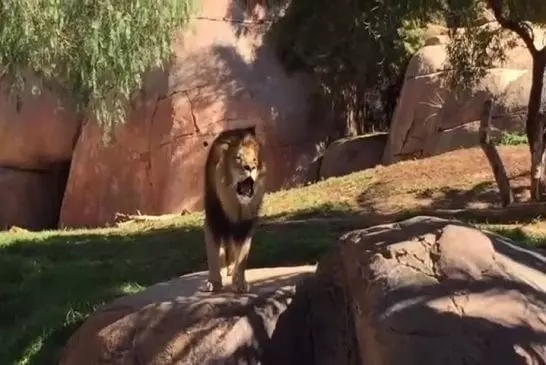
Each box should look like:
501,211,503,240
201,126,267,293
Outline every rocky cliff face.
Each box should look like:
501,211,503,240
0,0,333,230
59,0,333,228
0,74,80,230
382,23,545,166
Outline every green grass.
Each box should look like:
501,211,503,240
0,212,348,365
498,131,528,146
1,150,546,364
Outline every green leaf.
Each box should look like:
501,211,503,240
0,0,196,144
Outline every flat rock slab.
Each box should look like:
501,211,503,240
60,265,316,365
333,215,546,365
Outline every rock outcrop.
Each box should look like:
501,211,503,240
0,74,79,229
319,133,387,180
0,75,80,170
59,0,332,228
333,216,546,364
60,216,546,364
383,24,546,165
0,0,332,230
60,266,321,365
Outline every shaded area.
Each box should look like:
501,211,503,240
0,218,344,364
59,266,315,365
5,145,546,363
2,200,546,363
357,172,530,212
411,179,529,210
0,160,72,230
335,217,546,364
227,0,409,136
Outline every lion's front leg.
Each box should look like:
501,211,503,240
230,235,252,293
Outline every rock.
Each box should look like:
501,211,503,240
60,266,318,365
383,26,545,165
0,165,69,230
60,263,361,365
60,0,332,228
328,215,546,364
0,73,79,230
319,133,387,180
0,74,80,170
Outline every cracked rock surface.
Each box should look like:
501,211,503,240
58,0,330,228
382,27,546,165
335,215,546,365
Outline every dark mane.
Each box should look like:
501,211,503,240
203,127,263,244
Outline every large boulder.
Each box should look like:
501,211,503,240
59,263,362,365
59,266,321,365
329,215,546,364
383,24,546,165
59,0,332,228
319,133,387,180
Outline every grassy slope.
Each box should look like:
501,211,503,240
1,145,546,365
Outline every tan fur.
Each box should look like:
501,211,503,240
202,128,266,293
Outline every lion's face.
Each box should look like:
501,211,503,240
228,136,261,205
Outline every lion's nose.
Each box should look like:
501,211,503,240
243,165,253,172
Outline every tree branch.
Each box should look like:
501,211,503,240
487,0,538,56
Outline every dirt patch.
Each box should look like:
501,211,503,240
356,145,530,215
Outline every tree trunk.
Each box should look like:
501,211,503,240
479,99,514,207
527,51,546,201
343,86,360,138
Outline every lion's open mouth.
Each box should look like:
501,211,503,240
236,177,255,198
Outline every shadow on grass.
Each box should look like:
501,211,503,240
49,217,546,364
3,203,546,364
357,172,529,211
4,181,546,364
0,212,352,365
413,181,529,210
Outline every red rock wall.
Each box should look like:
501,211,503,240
58,0,333,228
0,73,80,230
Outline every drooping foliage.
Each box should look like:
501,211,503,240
0,0,195,144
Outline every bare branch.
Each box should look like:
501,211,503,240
479,99,514,206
